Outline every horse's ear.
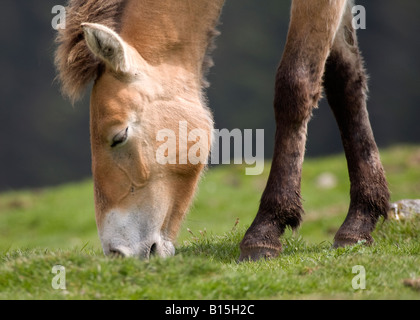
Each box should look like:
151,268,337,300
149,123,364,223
82,23,133,74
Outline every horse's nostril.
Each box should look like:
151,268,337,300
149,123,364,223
108,243,162,259
149,243,157,257
109,248,124,257
109,247,128,258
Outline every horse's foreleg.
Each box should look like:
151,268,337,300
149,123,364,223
324,3,390,247
239,0,348,261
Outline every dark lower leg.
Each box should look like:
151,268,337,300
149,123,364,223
239,62,316,261
324,38,390,247
239,126,307,260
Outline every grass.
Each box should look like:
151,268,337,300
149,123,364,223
0,145,420,299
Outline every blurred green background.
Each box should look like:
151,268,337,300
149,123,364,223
0,0,419,191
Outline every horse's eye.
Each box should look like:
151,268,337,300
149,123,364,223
111,127,129,148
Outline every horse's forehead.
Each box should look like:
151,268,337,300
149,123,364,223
91,74,141,120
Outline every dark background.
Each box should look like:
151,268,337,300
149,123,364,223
0,0,419,191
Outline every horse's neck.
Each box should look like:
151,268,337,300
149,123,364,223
120,0,224,75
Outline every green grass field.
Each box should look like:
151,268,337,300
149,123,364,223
1,145,419,299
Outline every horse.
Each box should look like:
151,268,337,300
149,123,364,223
55,0,390,261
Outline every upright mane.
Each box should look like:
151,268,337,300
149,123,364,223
55,0,222,103
55,0,128,103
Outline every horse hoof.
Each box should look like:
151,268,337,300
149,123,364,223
333,233,374,248
238,245,281,262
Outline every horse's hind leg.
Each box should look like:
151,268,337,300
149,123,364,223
239,0,348,261
324,3,390,247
